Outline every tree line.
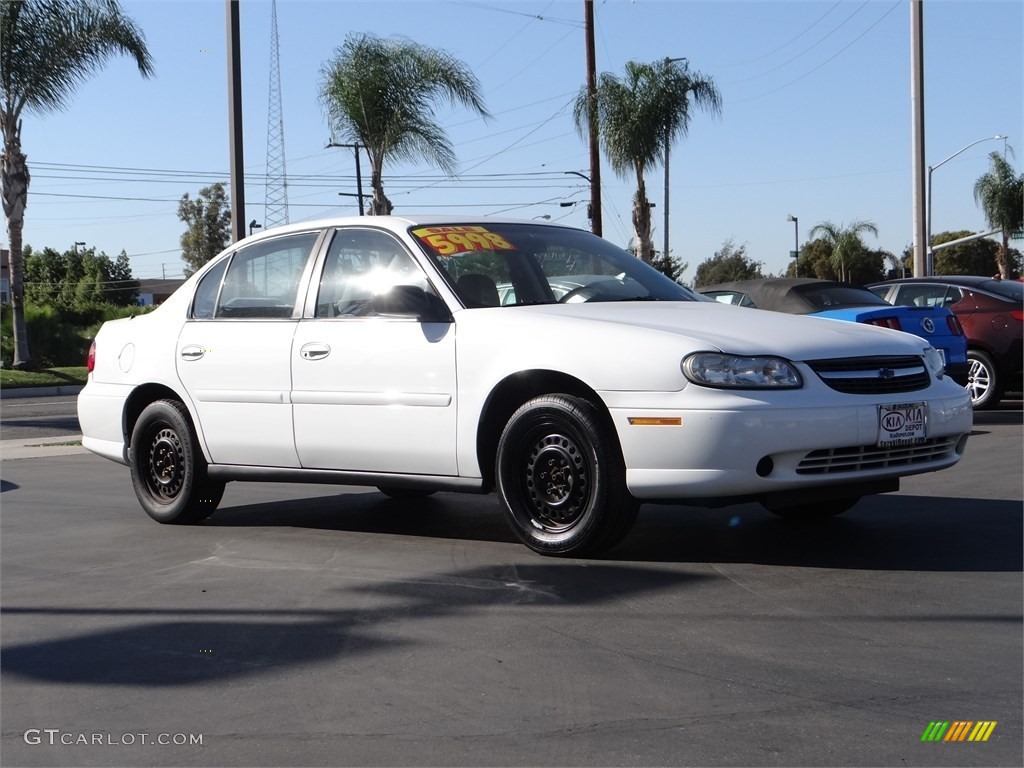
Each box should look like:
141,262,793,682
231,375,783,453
3,1,1022,369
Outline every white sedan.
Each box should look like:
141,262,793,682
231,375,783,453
78,217,972,556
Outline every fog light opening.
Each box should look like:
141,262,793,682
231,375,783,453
755,456,774,477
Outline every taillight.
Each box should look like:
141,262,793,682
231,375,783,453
1012,310,1023,322
947,315,964,335
866,317,902,330
86,341,96,373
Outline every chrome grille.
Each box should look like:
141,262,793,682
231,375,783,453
807,355,930,394
796,437,958,475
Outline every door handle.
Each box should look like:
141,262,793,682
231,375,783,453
180,345,205,361
300,343,331,361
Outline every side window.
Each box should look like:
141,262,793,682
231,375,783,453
316,229,432,318
191,258,229,319
942,286,964,307
892,284,947,308
216,233,318,319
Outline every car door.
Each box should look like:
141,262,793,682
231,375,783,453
176,231,322,467
290,227,458,475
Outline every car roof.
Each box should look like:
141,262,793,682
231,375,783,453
698,278,854,314
238,215,562,244
868,275,1023,302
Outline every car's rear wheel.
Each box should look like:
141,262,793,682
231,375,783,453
966,349,1001,410
130,400,224,524
763,497,860,521
496,394,638,557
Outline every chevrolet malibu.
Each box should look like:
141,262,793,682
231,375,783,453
78,217,973,556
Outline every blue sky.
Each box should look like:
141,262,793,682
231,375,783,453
15,0,1024,282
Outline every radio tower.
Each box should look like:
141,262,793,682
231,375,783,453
264,0,288,228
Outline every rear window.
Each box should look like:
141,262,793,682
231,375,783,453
793,284,890,309
977,279,1024,302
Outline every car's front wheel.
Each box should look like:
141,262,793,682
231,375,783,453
763,497,859,521
129,400,224,524
496,394,637,557
966,349,1001,410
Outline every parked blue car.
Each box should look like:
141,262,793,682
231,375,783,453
698,278,969,385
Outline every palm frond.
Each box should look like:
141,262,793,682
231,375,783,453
2,0,153,121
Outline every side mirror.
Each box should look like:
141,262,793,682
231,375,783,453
372,285,452,322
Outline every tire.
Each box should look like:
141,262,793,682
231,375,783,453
377,486,436,500
496,394,638,557
763,496,860,521
129,400,224,524
966,349,1001,410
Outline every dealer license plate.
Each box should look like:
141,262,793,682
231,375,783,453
877,402,927,447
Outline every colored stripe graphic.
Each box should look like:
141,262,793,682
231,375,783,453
968,722,997,742
945,721,972,741
921,721,996,742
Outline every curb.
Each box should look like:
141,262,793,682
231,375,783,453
0,385,84,400
0,434,88,460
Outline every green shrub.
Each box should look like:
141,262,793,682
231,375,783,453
1,303,155,368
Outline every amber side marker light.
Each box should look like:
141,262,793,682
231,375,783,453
628,417,682,426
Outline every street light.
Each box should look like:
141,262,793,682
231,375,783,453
786,214,798,277
926,134,1006,275
663,57,688,263
73,241,86,253
248,220,262,237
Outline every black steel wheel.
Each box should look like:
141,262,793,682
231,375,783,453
763,496,860,521
129,399,224,524
966,349,1001,410
496,394,637,556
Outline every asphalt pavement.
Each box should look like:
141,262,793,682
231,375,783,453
0,398,1021,767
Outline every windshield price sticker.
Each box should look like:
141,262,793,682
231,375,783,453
412,226,516,256
878,401,927,447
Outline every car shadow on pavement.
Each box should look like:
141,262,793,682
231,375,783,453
0,563,710,687
202,490,1022,573
206,489,521,545
612,494,1022,572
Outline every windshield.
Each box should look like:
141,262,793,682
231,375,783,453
409,223,700,307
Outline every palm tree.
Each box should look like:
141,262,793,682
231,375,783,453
319,33,489,216
1,0,153,369
973,151,1023,279
573,58,721,263
808,220,879,283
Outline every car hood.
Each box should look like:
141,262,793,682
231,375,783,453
513,301,927,360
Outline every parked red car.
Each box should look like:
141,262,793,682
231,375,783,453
867,276,1023,409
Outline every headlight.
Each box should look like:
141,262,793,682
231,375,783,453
682,352,802,389
923,346,945,379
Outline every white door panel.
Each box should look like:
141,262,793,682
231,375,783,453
176,321,300,467
291,319,457,474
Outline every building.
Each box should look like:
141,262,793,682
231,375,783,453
136,278,185,306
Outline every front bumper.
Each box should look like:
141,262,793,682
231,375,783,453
604,386,972,501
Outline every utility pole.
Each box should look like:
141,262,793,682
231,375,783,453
226,0,246,244
584,0,602,236
910,0,927,277
327,141,366,215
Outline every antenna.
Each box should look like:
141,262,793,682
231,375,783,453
264,0,288,228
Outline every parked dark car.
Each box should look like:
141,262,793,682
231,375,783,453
698,278,969,387
867,276,1023,409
